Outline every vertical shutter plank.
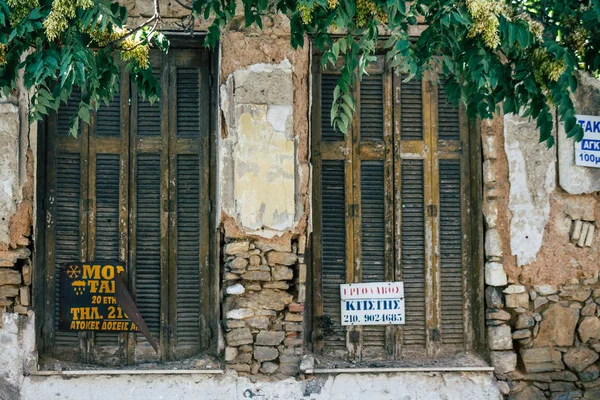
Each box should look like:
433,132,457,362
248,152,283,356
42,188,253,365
439,159,464,345
360,161,387,357
135,154,162,341
175,155,201,347
94,154,121,347
321,160,346,351
53,153,81,347
401,160,426,347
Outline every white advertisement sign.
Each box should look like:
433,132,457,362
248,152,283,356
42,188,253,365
340,282,405,326
575,114,600,168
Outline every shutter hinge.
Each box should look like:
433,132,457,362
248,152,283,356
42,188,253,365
427,204,438,218
430,328,441,342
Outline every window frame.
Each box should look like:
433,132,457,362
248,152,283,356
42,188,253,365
34,38,220,366
309,52,485,361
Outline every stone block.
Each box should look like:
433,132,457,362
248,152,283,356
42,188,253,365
255,331,285,346
563,347,599,372
246,316,269,330
520,347,564,373
225,347,239,362
284,312,303,322
226,320,245,329
266,251,297,266
534,297,549,309
506,293,529,309
534,304,579,347
237,289,293,311
226,328,253,346
249,255,261,266
284,323,302,332
515,314,535,329
504,285,526,294
486,286,503,308
485,262,508,286
0,270,21,286
298,263,307,283
230,257,249,270
488,325,513,350
235,353,253,364
241,271,271,281
487,309,511,320
535,285,557,296
224,241,250,255
227,308,254,320
549,382,577,393
260,361,278,374
0,285,18,298
579,364,600,382
288,303,304,313
19,286,29,307
579,317,600,343
226,284,245,295
582,302,597,316
550,371,578,381
297,284,306,303
513,329,532,340
272,265,293,281
491,351,517,374
507,386,546,400
228,363,251,372
262,281,289,290
485,229,503,258
254,346,278,361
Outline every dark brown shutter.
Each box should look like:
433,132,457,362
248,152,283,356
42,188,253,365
400,159,426,347
93,153,122,347
174,154,201,346
56,89,81,136
400,75,423,140
134,154,162,341
176,68,201,138
439,159,464,345
95,93,121,137
437,82,460,141
320,160,347,352
52,153,83,349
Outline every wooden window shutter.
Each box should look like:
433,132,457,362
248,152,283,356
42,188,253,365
44,47,213,364
168,49,211,358
313,57,474,361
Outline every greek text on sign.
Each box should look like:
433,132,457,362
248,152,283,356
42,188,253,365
575,115,600,168
340,282,405,326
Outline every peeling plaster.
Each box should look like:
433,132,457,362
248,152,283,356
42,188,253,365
220,60,298,238
504,113,556,266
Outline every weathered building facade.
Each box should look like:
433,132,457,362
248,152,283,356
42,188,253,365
0,1,599,399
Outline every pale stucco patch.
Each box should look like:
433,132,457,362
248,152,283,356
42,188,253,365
220,61,296,238
0,103,19,245
504,113,556,266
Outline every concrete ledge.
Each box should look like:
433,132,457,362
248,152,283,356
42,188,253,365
30,369,224,376
306,366,495,374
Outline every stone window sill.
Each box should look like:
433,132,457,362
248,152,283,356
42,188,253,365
29,369,224,377
305,366,494,374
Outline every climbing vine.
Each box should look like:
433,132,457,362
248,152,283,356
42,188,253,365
1,0,600,145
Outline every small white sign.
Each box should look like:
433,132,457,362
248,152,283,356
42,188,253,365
575,114,600,168
340,282,405,326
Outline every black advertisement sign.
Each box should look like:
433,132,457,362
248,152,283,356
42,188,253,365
59,262,157,351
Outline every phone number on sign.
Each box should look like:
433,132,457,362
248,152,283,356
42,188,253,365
343,313,403,324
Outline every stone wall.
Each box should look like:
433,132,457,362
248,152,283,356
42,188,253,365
221,238,306,375
482,72,600,399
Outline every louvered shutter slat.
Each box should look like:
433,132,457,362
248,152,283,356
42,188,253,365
94,154,121,346
137,71,162,137
54,153,81,347
177,69,200,138
400,76,423,140
175,155,201,346
360,75,384,141
95,92,121,137
438,82,460,141
135,154,162,341
321,160,346,351
57,89,81,136
439,159,464,345
401,160,426,347
360,161,387,357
